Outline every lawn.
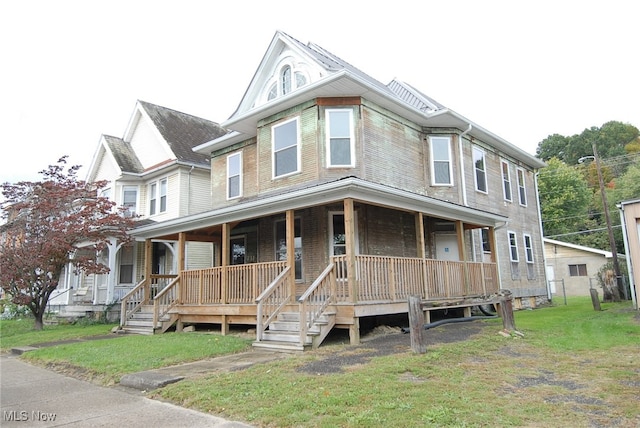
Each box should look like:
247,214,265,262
3,298,639,427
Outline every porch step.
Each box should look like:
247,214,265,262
252,340,306,353
121,305,160,335
253,310,336,352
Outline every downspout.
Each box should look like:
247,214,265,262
535,171,551,300
617,203,637,309
459,124,472,207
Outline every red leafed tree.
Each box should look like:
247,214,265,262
0,157,135,330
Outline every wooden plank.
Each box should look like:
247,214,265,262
408,295,427,353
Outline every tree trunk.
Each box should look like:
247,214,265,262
497,290,516,332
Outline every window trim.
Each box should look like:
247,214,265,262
272,117,301,179
516,167,527,206
429,136,453,186
508,231,519,262
326,109,355,168
473,146,488,194
227,152,243,200
501,160,512,202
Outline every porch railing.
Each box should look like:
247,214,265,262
298,263,336,344
255,266,292,341
119,274,178,327
153,276,180,328
332,255,499,302
181,261,287,304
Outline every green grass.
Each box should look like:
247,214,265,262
153,298,640,427
21,332,252,385
0,318,118,352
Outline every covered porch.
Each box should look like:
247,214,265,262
120,179,506,349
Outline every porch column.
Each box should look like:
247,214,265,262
286,210,296,300
144,239,152,302
344,198,359,345
178,232,186,273
220,223,230,335
456,220,471,299
105,237,118,304
415,212,430,321
488,226,502,291
415,212,426,258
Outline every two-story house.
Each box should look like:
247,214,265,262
121,31,547,349
49,101,227,319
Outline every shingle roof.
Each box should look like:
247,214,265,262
138,101,228,166
103,135,144,174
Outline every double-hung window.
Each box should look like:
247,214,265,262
149,178,167,215
326,109,355,167
227,152,242,199
430,136,453,185
473,147,487,193
508,231,519,262
517,168,527,206
501,160,512,202
122,185,138,217
272,118,300,178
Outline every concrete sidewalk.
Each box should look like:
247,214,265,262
0,353,254,427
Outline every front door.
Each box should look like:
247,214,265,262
435,233,459,261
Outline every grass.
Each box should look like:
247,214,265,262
0,318,118,352
152,298,640,427
2,297,639,427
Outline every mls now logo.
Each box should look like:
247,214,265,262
4,410,57,422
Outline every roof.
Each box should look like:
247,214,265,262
138,101,228,166
543,238,625,259
196,31,545,170
102,135,144,174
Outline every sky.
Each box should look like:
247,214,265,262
1,0,638,184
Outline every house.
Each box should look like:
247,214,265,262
618,199,640,309
543,237,623,299
121,31,548,350
47,101,227,319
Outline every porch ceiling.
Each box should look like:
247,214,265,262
131,177,508,241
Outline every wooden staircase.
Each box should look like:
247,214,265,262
253,310,336,352
120,305,177,335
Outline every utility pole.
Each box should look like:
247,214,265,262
589,142,623,299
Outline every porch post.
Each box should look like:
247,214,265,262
178,232,186,273
488,226,502,291
220,222,230,335
456,220,470,297
416,212,429,305
286,209,296,300
344,198,360,345
144,239,152,303
105,237,117,304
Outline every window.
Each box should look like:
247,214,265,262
508,231,519,262
272,118,300,178
481,228,491,253
326,109,354,167
430,136,453,185
473,147,487,193
517,168,527,206
275,218,302,281
118,245,134,283
281,66,291,95
569,264,588,276
149,178,168,215
122,186,137,217
524,234,534,263
230,236,246,265
227,152,242,199
501,160,512,201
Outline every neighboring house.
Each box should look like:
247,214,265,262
543,238,621,298
618,199,640,309
48,101,227,315
122,31,548,350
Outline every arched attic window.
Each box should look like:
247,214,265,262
281,66,292,95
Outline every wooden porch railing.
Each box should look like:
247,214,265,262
298,263,336,344
332,255,499,302
119,274,177,327
181,261,287,305
153,276,180,328
255,267,292,341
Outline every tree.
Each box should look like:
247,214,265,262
537,157,591,240
0,157,134,330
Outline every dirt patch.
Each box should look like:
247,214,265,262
297,320,486,375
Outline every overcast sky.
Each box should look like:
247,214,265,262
1,0,638,184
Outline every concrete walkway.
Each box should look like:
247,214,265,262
1,345,290,427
